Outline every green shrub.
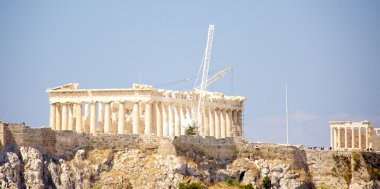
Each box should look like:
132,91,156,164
242,183,254,189
225,177,239,186
262,176,271,189
366,165,380,181
179,182,203,189
185,124,197,135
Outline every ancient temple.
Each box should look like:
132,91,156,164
47,83,245,138
329,120,380,151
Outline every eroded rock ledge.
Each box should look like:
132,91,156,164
0,124,379,188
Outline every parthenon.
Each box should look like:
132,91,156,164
47,83,245,138
330,120,380,151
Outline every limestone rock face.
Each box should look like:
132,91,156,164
0,135,379,189
20,147,45,189
0,151,22,188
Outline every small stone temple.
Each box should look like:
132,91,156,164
47,83,245,138
329,120,380,151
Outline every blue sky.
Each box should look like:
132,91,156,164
1,1,379,146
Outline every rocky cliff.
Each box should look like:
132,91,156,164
0,133,379,189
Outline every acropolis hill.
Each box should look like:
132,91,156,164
0,84,380,189
1,17,380,186
1,121,380,189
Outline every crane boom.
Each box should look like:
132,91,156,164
194,25,214,135
195,66,232,89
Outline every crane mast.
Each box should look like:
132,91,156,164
194,25,214,135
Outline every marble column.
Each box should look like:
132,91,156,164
151,101,157,134
203,108,209,136
98,103,104,134
232,110,238,136
133,102,140,134
83,104,90,133
162,103,168,136
84,104,90,132
49,103,56,130
90,103,97,135
55,104,61,130
351,127,355,148
156,102,162,136
174,105,181,136
330,127,333,148
144,102,152,135
337,127,341,149
220,109,226,138
333,128,337,150
209,108,215,137
226,110,232,137
359,127,362,149
76,103,82,133
366,127,369,149
68,105,73,131
66,104,73,131
238,111,243,136
168,105,175,137
111,111,117,134
215,109,220,138
180,105,186,135
62,104,68,130
344,126,348,149
118,102,126,134
104,103,111,134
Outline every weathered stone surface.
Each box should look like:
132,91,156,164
0,134,379,188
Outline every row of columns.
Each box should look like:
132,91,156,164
49,101,243,138
330,126,369,150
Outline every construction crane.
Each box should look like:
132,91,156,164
194,66,232,89
157,66,231,89
192,25,214,135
